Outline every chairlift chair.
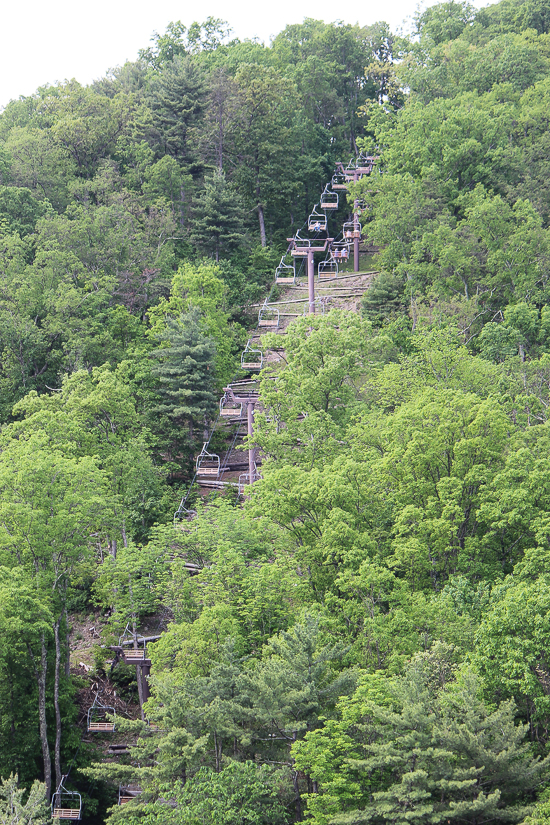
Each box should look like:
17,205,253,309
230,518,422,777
344,159,357,182
220,393,243,418
119,786,141,806
331,242,350,261
318,257,338,279
52,778,82,821
238,465,260,496
303,296,327,315
307,205,328,232
87,695,115,733
241,341,263,371
331,172,348,190
258,301,280,329
320,185,338,210
174,504,197,522
274,257,296,285
196,444,221,477
291,232,312,257
355,153,374,175
343,221,361,240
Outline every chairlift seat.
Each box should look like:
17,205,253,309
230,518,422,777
331,173,348,190
332,248,349,260
318,258,338,279
124,649,146,662
53,809,81,820
88,722,115,731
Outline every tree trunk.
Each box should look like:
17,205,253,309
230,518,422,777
54,620,62,791
292,770,303,821
258,204,267,248
131,611,145,721
28,634,52,798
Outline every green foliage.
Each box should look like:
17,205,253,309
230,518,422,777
0,774,49,824
294,655,548,825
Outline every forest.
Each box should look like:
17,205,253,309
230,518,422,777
2,0,550,821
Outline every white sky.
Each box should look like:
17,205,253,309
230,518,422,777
1,0,495,109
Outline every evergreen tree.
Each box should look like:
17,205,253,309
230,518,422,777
147,55,207,165
151,308,217,441
189,170,246,262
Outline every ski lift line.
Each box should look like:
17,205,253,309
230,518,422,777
220,419,245,475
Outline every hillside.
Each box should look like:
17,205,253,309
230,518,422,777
2,2,550,823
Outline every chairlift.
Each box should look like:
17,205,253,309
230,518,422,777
343,221,361,240
274,257,296,285
119,786,141,806
196,443,221,477
331,242,350,261
241,340,263,371
238,465,261,496
258,301,280,329
174,504,197,522
320,185,338,210
220,393,243,418
52,777,82,821
291,232,312,257
318,257,338,279
308,205,327,232
331,172,348,190
87,694,115,733
355,153,375,175
303,296,328,315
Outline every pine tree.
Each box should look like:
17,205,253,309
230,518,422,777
147,56,207,164
151,308,217,440
189,170,246,262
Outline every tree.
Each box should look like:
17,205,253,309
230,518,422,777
151,308,217,441
189,170,245,262
0,773,49,825
294,655,549,825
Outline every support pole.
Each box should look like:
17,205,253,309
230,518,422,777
308,249,315,314
140,663,151,702
353,170,360,273
247,401,255,484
